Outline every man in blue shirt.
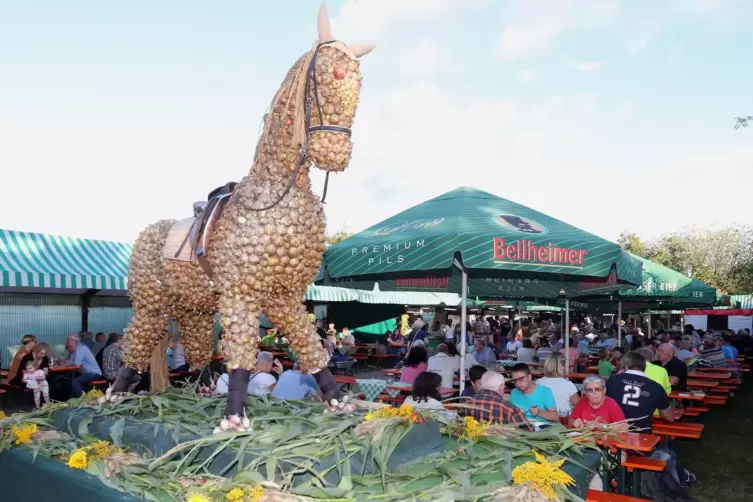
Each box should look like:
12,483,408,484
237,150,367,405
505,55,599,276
272,367,321,400
509,363,558,425
471,339,496,366
66,333,103,397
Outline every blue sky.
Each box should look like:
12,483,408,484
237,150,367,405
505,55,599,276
2,0,752,245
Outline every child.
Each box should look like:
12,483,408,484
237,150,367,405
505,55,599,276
23,360,50,408
597,348,615,379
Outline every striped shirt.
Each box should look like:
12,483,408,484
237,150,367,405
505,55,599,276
460,389,532,430
700,347,727,368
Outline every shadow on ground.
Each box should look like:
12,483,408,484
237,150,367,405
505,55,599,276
675,378,753,502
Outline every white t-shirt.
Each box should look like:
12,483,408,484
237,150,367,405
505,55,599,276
536,377,578,414
444,324,455,341
427,353,457,389
453,353,479,371
215,372,276,396
403,396,445,410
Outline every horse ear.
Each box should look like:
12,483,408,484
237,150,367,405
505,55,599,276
318,2,333,42
350,44,375,58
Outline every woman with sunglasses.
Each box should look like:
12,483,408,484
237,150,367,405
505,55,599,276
568,375,626,429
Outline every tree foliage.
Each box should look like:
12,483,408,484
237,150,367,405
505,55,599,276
617,226,753,294
325,226,353,248
733,116,753,129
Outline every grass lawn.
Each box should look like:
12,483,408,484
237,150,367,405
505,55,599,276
675,376,753,502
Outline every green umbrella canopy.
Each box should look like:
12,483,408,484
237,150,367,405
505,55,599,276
323,187,642,286
576,253,716,306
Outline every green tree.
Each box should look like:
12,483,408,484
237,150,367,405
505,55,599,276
617,232,648,257
325,226,353,248
618,225,753,294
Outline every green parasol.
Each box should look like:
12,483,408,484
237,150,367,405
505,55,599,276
323,186,642,285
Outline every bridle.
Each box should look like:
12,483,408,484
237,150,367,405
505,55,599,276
249,40,351,212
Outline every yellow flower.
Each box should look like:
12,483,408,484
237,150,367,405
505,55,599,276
187,495,209,502
364,411,375,422
459,416,488,442
12,423,38,445
398,403,414,417
226,487,244,501
247,484,264,502
67,449,88,470
90,440,115,459
0,410,7,419
512,451,575,500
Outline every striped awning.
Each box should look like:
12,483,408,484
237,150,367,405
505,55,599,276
304,285,358,303
731,294,753,309
0,229,131,290
353,289,468,306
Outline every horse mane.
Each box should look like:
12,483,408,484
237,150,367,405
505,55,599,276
254,49,316,163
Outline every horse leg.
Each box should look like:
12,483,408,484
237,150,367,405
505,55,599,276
217,295,260,432
264,295,340,401
175,309,215,387
113,310,168,394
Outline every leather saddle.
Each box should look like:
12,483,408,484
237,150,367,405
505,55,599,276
165,182,237,280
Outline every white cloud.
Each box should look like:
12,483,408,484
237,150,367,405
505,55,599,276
398,39,445,78
518,68,538,83
494,25,556,60
567,59,602,72
332,0,489,43
493,0,621,61
627,34,651,52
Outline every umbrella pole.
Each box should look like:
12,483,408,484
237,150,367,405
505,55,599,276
617,301,622,347
565,299,570,373
455,260,468,395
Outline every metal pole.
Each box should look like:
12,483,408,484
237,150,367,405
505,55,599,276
617,301,622,347
459,268,468,395
564,299,570,373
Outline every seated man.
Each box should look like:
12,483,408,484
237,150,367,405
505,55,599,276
460,365,487,398
271,363,322,401
470,338,496,366
509,363,559,425
460,371,530,429
216,351,283,397
65,333,103,398
607,351,696,490
427,343,457,389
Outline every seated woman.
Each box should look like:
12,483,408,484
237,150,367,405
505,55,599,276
400,345,428,385
11,340,50,388
516,338,536,363
386,328,405,360
404,371,445,410
536,352,580,416
568,375,626,430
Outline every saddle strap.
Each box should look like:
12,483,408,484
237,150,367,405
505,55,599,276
196,253,214,281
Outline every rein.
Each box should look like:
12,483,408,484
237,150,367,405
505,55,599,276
248,40,348,211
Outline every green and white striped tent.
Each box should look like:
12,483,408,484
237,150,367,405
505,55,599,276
0,228,479,307
1,229,132,292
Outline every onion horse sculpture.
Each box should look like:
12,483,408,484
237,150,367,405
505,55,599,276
109,3,373,431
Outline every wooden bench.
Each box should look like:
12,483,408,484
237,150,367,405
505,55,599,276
622,456,666,473
586,489,652,501
86,379,109,387
704,396,727,405
728,378,742,385
683,408,701,417
652,426,703,440
685,406,709,414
